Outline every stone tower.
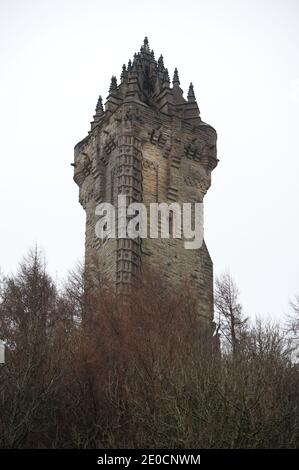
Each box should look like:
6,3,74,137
73,38,218,331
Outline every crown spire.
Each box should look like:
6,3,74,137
187,82,196,101
173,68,180,86
91,41,203,124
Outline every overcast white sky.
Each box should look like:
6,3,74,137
0,0,298,321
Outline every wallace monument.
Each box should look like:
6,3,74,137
73,38,218,334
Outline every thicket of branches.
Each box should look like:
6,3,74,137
0,249,298,449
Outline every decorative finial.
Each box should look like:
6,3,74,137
187,82,196,101
158,55,164,71
109,76,118,93
173,68,180,86
127,59,132,72
144,36,149,47
95,95,103,114
150,49,155,59
121,64,127,81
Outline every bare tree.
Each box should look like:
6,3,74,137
214,272,248,356
289,295,299,331
286,295,299,362
0,248,75,447
0,247,57,350
1,251,299,448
